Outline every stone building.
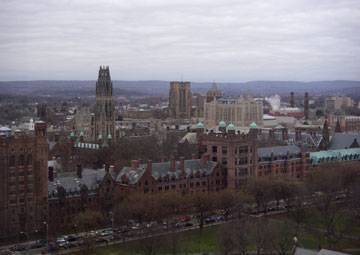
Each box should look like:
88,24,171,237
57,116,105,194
204,92,263,129
0,122,48,238
94,66,115,142
168,82,192,119
74,107,92,141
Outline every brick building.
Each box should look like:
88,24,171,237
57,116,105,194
196,121,259,189
257,145,310,178
0,122,48,238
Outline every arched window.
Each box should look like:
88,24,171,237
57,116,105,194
18,155,24,166
27,154,33,165
9,155,15,167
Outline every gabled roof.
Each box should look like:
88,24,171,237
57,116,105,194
258,145,302,161
179,132,197,144
117,159,217,185
48,168,106,199
328,133,360,150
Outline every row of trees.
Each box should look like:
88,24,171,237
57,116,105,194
73,162,360,254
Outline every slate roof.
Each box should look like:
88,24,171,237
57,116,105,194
117,159,217,185
328,133,360,150
310,148,360,166
259,132,323,150
258,145,302,162
48,168,106,199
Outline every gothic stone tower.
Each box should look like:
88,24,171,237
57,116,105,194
168,82,192,119
94,66,115,141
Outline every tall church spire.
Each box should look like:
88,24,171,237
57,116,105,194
94,66,115,142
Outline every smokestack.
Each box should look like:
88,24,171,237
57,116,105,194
54,133,59,142
290,92,294,108
170,156,176,171
179,157,185,172
48,167,54,182
77,164,82,179
131,160,138,171
304,92,309,120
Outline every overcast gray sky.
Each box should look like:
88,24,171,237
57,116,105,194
0,0,359,82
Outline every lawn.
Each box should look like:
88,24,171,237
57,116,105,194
70,215,360,255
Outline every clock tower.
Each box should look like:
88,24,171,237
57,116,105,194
94,66,115,142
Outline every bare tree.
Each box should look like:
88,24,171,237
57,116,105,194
266,221,294,255
250,218,271,255
190,192,214,232
217,223,234,255
231,219,252,255
246,177,273,215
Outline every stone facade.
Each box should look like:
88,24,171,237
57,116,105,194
94,66,115,141
0,122,48,238
168,82,192,119
74,107,92,141
204,93,263,129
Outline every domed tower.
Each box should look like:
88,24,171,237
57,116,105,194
206,82,222,103
94,66,115,142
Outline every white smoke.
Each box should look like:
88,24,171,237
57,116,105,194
266,95,281,110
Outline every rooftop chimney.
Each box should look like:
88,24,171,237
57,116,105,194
191,154,197,160
201,154,207,168
77,164,82,179
105,163,110,172
147,160,152,173
170,156,176,172
161,157,166,163
48,166,54,182
179,157,185,172
131,160,138,171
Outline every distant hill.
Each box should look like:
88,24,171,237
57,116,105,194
0,80,359,97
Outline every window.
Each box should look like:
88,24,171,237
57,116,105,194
10,200,16,205
190,182,194,187
239,168,248,176
212,146,217,153
222,146,227,154
239,157,248,165
27,154,32,165
10,190,16,195
18,155,24,166
196,182,200,186
222,158,227,165
19,199,24,204
9,181,15,186
165,185,169,190
239,146,248,154
9,156,15,167
203,145,207,153
9,172,15,177
27,189,33,194
202,181,206,186
158,186,162,191
212,157,217,162
27,171,33,176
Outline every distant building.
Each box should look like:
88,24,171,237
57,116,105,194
325,96,354,111
0,122,48,238
204,92,263,129
94,66,115,141
74,107,92,141
304,92,309,120
206,82,222,103
168,82,193,119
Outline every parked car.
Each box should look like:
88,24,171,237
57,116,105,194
175,223,182,228
63,242,76,249
205,218,216,224
89,230,99,237
9,244,26,251
96,237,108,244
30,240,45,249
181,216,191,222
66,235,77,242
101,229,113,236
183,222,193,227
110,234,121,241
216,216,225,221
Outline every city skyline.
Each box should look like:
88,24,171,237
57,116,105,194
0,0,360,82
